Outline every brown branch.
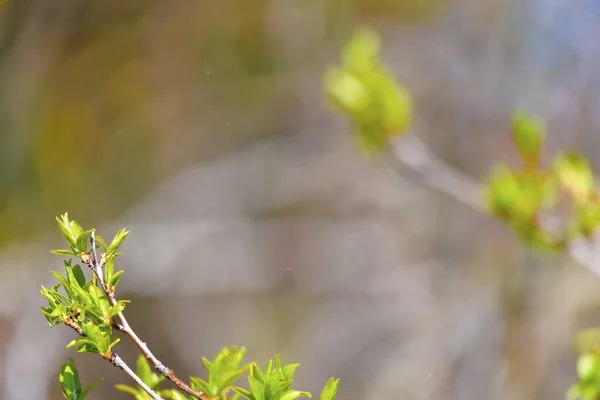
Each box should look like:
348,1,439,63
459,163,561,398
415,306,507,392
86,232,210,400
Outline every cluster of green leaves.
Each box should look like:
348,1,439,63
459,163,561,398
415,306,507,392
44,214,339,400
323,28,413,153
41,214,128,361
114,347,339,400
483,112,600,252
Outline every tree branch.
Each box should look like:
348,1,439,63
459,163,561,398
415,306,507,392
389,132,600,277
62,316,163,400
86,232,210,400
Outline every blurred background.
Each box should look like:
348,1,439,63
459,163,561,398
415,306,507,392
2,0,600,399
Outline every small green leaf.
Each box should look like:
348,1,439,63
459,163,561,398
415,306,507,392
76,230,94,253
71,264,87,288
553,152,595,202
51,249,77,256
281,390,312,400
107,228,130,256
80,378,103,399
578,353,600,380
512,112,545,166
94,235,108,250
59,358,81,400
136,354,153,385
160,389,189,400
232,386,255,400
320,377,340,400
341,28,380,73
248,376,265,400
189,377,211,395
56,214,78,250
324,68,370,116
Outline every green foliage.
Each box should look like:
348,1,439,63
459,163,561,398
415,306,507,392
43,214,339,400
483,112,600,252
324,28,413,153
190,346,249,397
232,354,311,400
59,358,103,400
512,112,546,167
323,28,600,400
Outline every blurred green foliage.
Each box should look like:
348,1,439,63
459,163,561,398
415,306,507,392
324,28,413,153
325,27,600,400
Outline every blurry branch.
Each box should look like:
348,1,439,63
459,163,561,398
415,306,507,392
325,28,600,280
388,133,600,278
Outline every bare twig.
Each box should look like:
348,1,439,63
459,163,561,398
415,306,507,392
63,316,163,400
388,132,600,277
86,234,210,400
110,352,163,400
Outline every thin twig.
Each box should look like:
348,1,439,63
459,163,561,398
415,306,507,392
87,234,210,400
388,132,600,276
63,317,163,400
110,351,164,400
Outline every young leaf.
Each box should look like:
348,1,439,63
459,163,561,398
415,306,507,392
59,358,82,400
281,390,312,400
80,378,104,399
553,152,595,202
51,249,77,256
71,264,87,288
512,112,545,166
320,378,340,400
107,228,130,256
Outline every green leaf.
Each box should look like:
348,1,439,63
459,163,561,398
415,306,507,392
201,357,212,372
283,364,300,381
50,271,75,301
578,353,600,380
281,390,312,400
59,358,82,400
94,235,108,251
512,112,545,166
76,230,94,253
553,152,595,202
69,220,84,238
189,377,211,395
115,383,146,400
71,264,87,288
56,214,78,250
324,68,370,116
51,249,77,256
136,354,152,385
250,363,265,383
320,378,340,400
107,228,130,256
160,389,189,400
80,378,103,399
341,28,380,73
248,376,265,400
232,386,255,400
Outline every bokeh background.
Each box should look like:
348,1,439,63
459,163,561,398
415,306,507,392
2,1,600,399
